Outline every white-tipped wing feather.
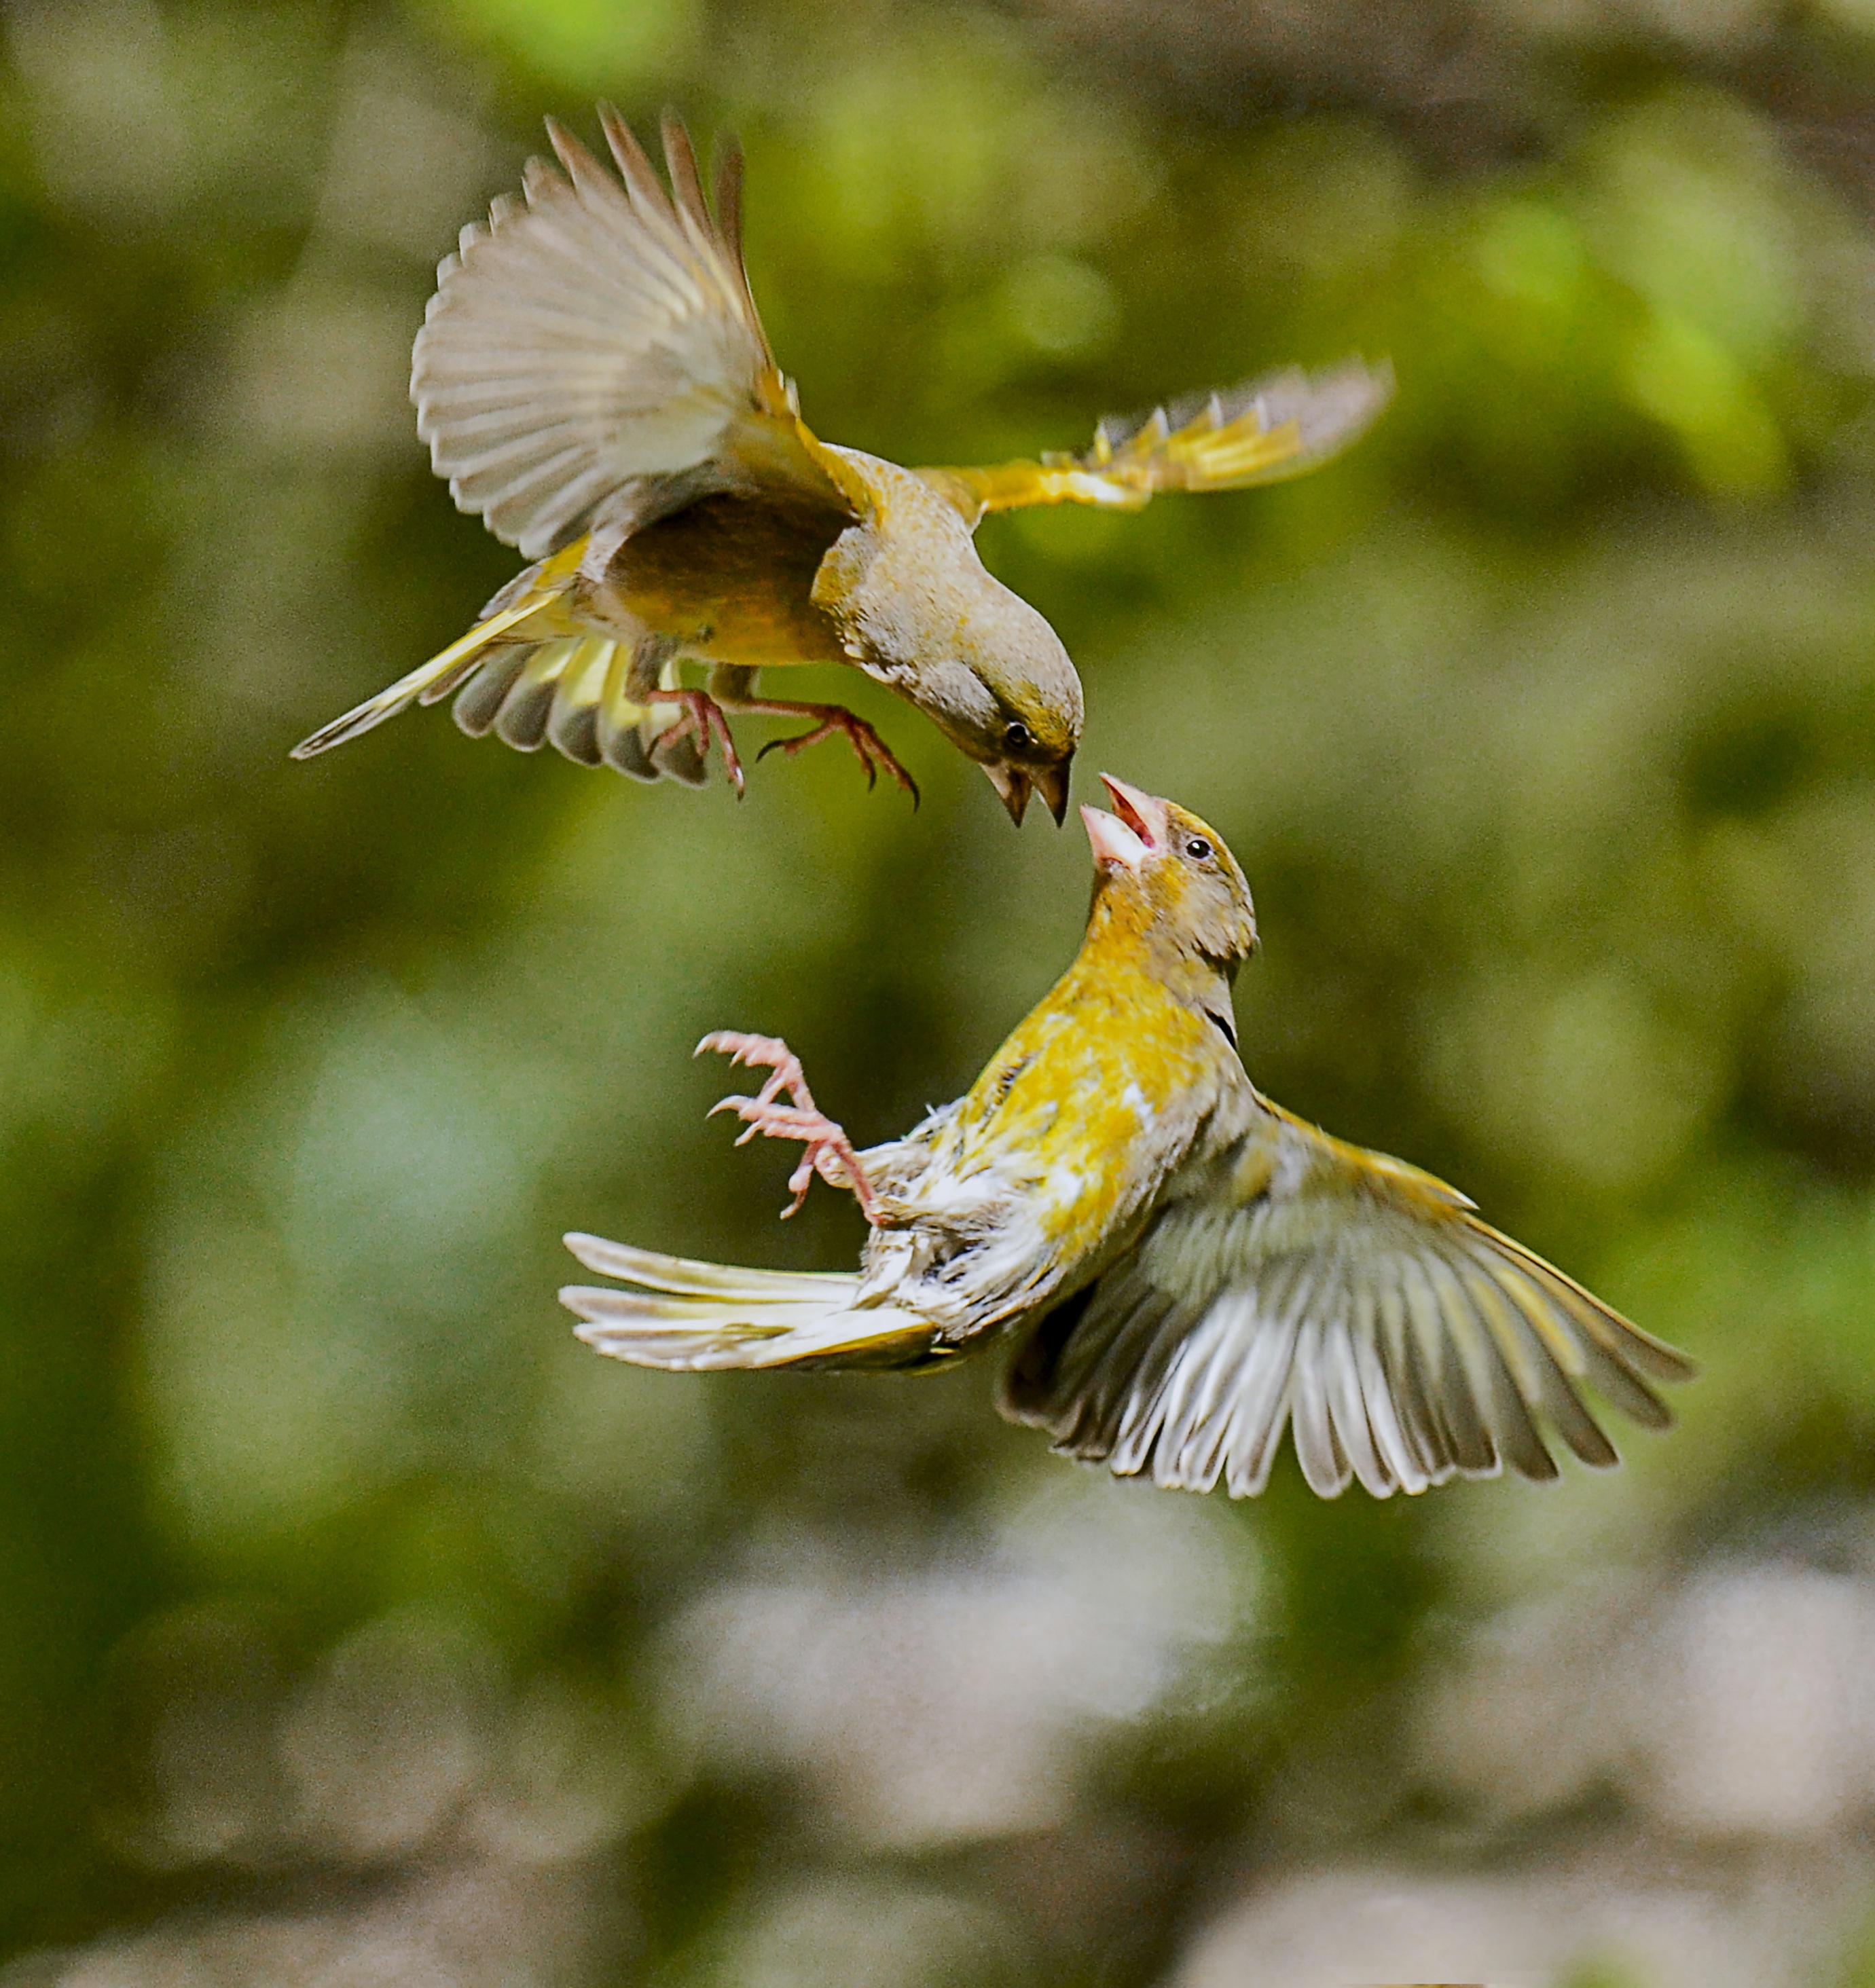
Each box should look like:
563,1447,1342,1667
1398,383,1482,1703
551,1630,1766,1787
1001,1109,1694,1498
413,111,786,559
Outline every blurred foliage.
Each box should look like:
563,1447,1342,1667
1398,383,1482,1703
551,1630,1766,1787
7,0,1875,1982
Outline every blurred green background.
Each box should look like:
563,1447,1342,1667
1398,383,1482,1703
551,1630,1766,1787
9,0,1875,1981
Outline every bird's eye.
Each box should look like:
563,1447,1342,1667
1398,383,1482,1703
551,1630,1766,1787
1003,722,1034,754
1184,836,1213,862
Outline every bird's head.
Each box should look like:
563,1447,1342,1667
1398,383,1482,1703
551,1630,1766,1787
942,581,1081,827
1080,774,1258,977
843,561,1080,826
810,453,1082,824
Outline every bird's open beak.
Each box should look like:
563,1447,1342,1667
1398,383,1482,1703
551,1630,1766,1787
1101,772,1169,848
1080,772,1168,873
983,761,1032,826
983,760,1072,827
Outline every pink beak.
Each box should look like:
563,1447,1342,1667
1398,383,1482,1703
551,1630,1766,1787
1080,773,1169,873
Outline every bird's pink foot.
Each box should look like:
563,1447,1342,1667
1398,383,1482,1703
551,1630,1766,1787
697,1031,881,1223
746,700,920,805
653,689,745,796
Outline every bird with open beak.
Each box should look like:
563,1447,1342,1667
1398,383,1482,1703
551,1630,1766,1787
560,775,1694,1498
291,111,1389,826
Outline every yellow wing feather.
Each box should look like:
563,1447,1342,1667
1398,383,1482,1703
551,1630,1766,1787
920,359,1394,524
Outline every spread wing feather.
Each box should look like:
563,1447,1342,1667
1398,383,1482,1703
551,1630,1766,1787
1002,1111,1693,1499
292,547,704,781
920,360,1394,524
412,109,804,560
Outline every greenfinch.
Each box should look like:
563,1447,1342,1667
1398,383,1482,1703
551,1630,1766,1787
560,775,1694,1498
291,111,1391,825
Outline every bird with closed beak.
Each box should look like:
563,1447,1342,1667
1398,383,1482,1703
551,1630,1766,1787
560,776,1693,1498
291,110,1391,826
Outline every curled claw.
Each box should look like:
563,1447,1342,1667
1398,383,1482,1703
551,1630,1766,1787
655,690,746,796
707,1096,858,1217
697,1031,802,1107
695,1031,882,1224
740,701,920,807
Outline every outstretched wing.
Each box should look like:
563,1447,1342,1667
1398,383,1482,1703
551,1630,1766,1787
920,361,1393,525
1000,1103,1693,1499
413,108,835,561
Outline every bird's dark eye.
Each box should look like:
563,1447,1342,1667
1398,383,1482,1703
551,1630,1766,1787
1184,836,1213,862
1003,722,1034,754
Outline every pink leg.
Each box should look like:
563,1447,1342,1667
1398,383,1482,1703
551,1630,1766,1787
735,699,920,805
653,688,746,796
697,1031,882,1224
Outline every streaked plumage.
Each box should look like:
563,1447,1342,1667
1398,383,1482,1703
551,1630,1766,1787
293,110,1391,824
561,776,1693,1498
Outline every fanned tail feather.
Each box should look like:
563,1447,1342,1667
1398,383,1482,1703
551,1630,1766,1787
559,1232,941,1372
291,597,549,758
445,635,704,783
293,576,709,784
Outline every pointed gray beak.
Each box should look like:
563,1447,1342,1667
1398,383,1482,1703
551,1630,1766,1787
983,761,1032,826
1034,760,1072,826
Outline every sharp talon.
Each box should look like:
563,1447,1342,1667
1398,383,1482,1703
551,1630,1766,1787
723,699,917,804
691,1029,881,1223
652,690,746,794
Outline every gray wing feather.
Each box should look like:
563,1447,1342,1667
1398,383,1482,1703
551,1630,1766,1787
1416,1253,1504,1477
1319,1281,1387,1497
1349,1276,1430,1494
1222,1274,1307,1496
412,114,773,559
1165,1291,1259,1492
1287,1273,1349,1497
1000,1118,1694,1501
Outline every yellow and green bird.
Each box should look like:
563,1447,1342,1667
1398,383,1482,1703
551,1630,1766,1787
560,776,1693,1498
293,110,1391,825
